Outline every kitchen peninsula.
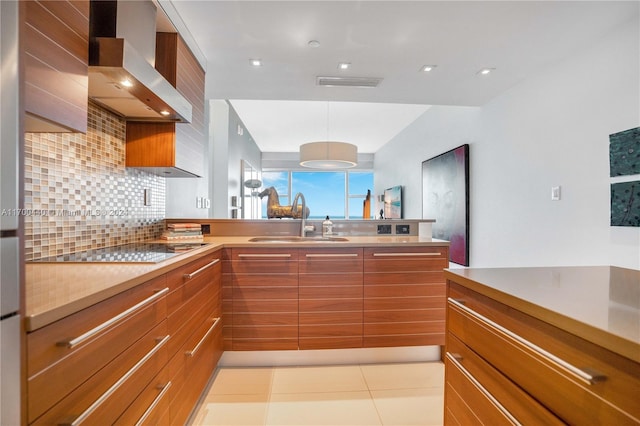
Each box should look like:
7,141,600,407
444,266,640,425
25,234,449,425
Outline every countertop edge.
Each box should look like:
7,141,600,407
444,269,640,364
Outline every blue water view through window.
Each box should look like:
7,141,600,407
261,171,373,219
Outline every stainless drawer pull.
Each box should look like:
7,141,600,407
185,317,221,357
448,297,606,385
184,259,220,280
67,335,170,425
305,253,359,258
372,252,441,257
57,288,169,349
237,254,292,258
446,352,521,426
134,381,172,426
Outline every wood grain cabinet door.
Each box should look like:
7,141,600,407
363,246,449,347
226,248,299,350
298,248,364,349
22,0,89,132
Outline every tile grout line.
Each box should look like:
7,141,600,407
264,366,275,425
359,364,385,426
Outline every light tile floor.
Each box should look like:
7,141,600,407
190,362,444,426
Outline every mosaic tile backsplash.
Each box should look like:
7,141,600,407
24,102,166,260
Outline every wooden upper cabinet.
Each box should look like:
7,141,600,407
125,32,205,177
22,0,89,133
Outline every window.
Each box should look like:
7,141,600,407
261,170,373,219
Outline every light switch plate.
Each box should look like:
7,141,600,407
551,186,561,201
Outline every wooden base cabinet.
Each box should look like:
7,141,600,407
363,247,449,347
299,248,364,350
166,251,223,425
225,248,299,350
223,244,450,351
444,280,640,425
26,250,223,425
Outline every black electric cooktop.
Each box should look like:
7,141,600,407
32,242,208,263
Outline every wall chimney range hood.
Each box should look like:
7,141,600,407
88,0,192,123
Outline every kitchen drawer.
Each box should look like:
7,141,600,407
32,320,169,425
114,366,171,426
27,276,168,422
448,283,640,425
27,275,167,375
445,333,563,425
166,253,221,315
364,247,448,273
298,248,363,274
229,247,299,261
169,315,222,425
168,283,218,358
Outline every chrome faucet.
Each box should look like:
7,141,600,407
292,192,313,237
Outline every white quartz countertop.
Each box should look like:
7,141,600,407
444,266,640,363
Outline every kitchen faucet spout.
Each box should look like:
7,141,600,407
292,192,311,237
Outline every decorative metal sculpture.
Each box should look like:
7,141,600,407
259,186,310,219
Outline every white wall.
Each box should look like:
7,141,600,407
209,100,262,218
375,18,639,269
164,104,211,218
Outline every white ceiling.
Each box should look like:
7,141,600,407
170,1,638,153
229,100,431,153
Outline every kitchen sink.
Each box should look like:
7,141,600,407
248,236,349,243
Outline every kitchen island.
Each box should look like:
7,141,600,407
444,266,640,425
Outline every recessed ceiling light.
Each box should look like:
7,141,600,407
338,62,351,70
160,110,170,116
308,40,320,48
421,65,437,72
120,78,133,87
477,67,495,75
250,59,262,67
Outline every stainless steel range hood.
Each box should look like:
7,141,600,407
88,0,191,123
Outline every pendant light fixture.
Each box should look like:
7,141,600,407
300,102,358,169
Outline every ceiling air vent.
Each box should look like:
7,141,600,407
316,76,383,88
